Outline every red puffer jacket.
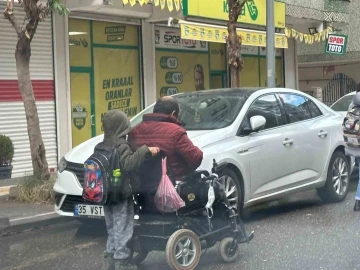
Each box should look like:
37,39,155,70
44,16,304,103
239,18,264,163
128,113,203,180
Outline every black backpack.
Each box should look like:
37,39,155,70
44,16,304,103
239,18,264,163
82,142,122,205
343,106,360,148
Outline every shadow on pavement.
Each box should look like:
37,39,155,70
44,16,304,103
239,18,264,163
74,218,107,238
244,172,359,223
244,197,324,222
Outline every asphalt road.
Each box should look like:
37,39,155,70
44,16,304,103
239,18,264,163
1,178,359,270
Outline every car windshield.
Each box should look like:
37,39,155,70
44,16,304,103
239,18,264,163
331,94,355,111
131,89,258,130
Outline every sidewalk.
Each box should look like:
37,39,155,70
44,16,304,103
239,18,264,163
0,195,74,235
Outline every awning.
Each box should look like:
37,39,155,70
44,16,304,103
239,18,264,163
122,0,182,12
178,20,288,49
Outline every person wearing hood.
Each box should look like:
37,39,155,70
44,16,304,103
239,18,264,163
101,110,159,270
345,85,360,211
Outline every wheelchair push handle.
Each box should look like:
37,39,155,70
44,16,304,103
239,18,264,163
211,159,228,174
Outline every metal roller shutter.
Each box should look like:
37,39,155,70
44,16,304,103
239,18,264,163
0,2,57,178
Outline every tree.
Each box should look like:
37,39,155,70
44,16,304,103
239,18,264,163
227,0,249,87
3,0,69,180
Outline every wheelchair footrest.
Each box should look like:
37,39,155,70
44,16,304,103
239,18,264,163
238,230,254,244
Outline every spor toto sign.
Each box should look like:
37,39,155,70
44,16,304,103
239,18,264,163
155,27,208,51
164,32,197,48
325,34,347,55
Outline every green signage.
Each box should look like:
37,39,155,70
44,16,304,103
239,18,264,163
325,34,348,56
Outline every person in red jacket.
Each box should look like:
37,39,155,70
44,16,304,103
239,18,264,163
128,96,203,184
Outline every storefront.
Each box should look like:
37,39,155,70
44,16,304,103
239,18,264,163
152,0,287,97
177,0,288,89
155,26,211,97
68,18,142,147
155,26,229,97
53,0,297,159
241,46,284,87
154,25,285,98
52,1,154,157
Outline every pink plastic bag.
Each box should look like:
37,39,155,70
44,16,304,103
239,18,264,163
154,157,185,213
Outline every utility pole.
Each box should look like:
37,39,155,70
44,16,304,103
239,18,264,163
266,0,276,88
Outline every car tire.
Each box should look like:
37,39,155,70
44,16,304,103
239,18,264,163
219,168,243,211
317,151,350,203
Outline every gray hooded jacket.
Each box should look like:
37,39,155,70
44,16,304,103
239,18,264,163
348,92,360,111
102,110,151,194
345,92,360,157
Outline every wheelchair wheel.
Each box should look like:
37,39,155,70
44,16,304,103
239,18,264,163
129,250,149,266
166,229,201,270
218,237,239,263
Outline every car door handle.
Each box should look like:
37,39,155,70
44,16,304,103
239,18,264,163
283,138,293,146
318,130,328,137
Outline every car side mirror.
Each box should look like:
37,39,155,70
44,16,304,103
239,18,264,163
250,115,266,132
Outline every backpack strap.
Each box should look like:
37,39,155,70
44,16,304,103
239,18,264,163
110,146,120,170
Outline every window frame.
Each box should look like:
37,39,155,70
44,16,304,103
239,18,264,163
305,97,323,119
238,93,288,136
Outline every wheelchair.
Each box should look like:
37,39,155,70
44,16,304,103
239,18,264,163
129,159,254,270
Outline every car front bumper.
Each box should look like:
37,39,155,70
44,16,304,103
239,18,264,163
53,170,87,218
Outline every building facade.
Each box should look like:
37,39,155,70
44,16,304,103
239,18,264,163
294,0,353,105
1,0,307,176
54,0,300,162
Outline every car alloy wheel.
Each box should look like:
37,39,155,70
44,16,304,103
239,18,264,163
317,151,350,203
332,157,349,196
218,174,239,209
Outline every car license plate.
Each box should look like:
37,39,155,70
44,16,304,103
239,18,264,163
348,137,358,144
75,204,104,217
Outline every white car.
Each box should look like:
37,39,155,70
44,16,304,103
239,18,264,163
54,88,354,218
330,91,356,117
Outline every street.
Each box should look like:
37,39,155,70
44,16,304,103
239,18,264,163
1,177,359,270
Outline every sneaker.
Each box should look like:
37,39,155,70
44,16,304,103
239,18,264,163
102,253,115,270
114,259,138,270
354,200,360,211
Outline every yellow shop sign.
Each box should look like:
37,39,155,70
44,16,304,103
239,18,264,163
182,0,285,28
180,22,288,49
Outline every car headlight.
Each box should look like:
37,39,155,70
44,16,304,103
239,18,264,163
58,157,67,173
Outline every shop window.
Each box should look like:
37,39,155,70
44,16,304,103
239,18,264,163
69,18,141,147
155,26,210,97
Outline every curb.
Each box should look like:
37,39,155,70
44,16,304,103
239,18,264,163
1,215,76,236
0,215,10,232
0,185,14,195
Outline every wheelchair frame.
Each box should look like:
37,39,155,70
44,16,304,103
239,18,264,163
129,160,254,270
